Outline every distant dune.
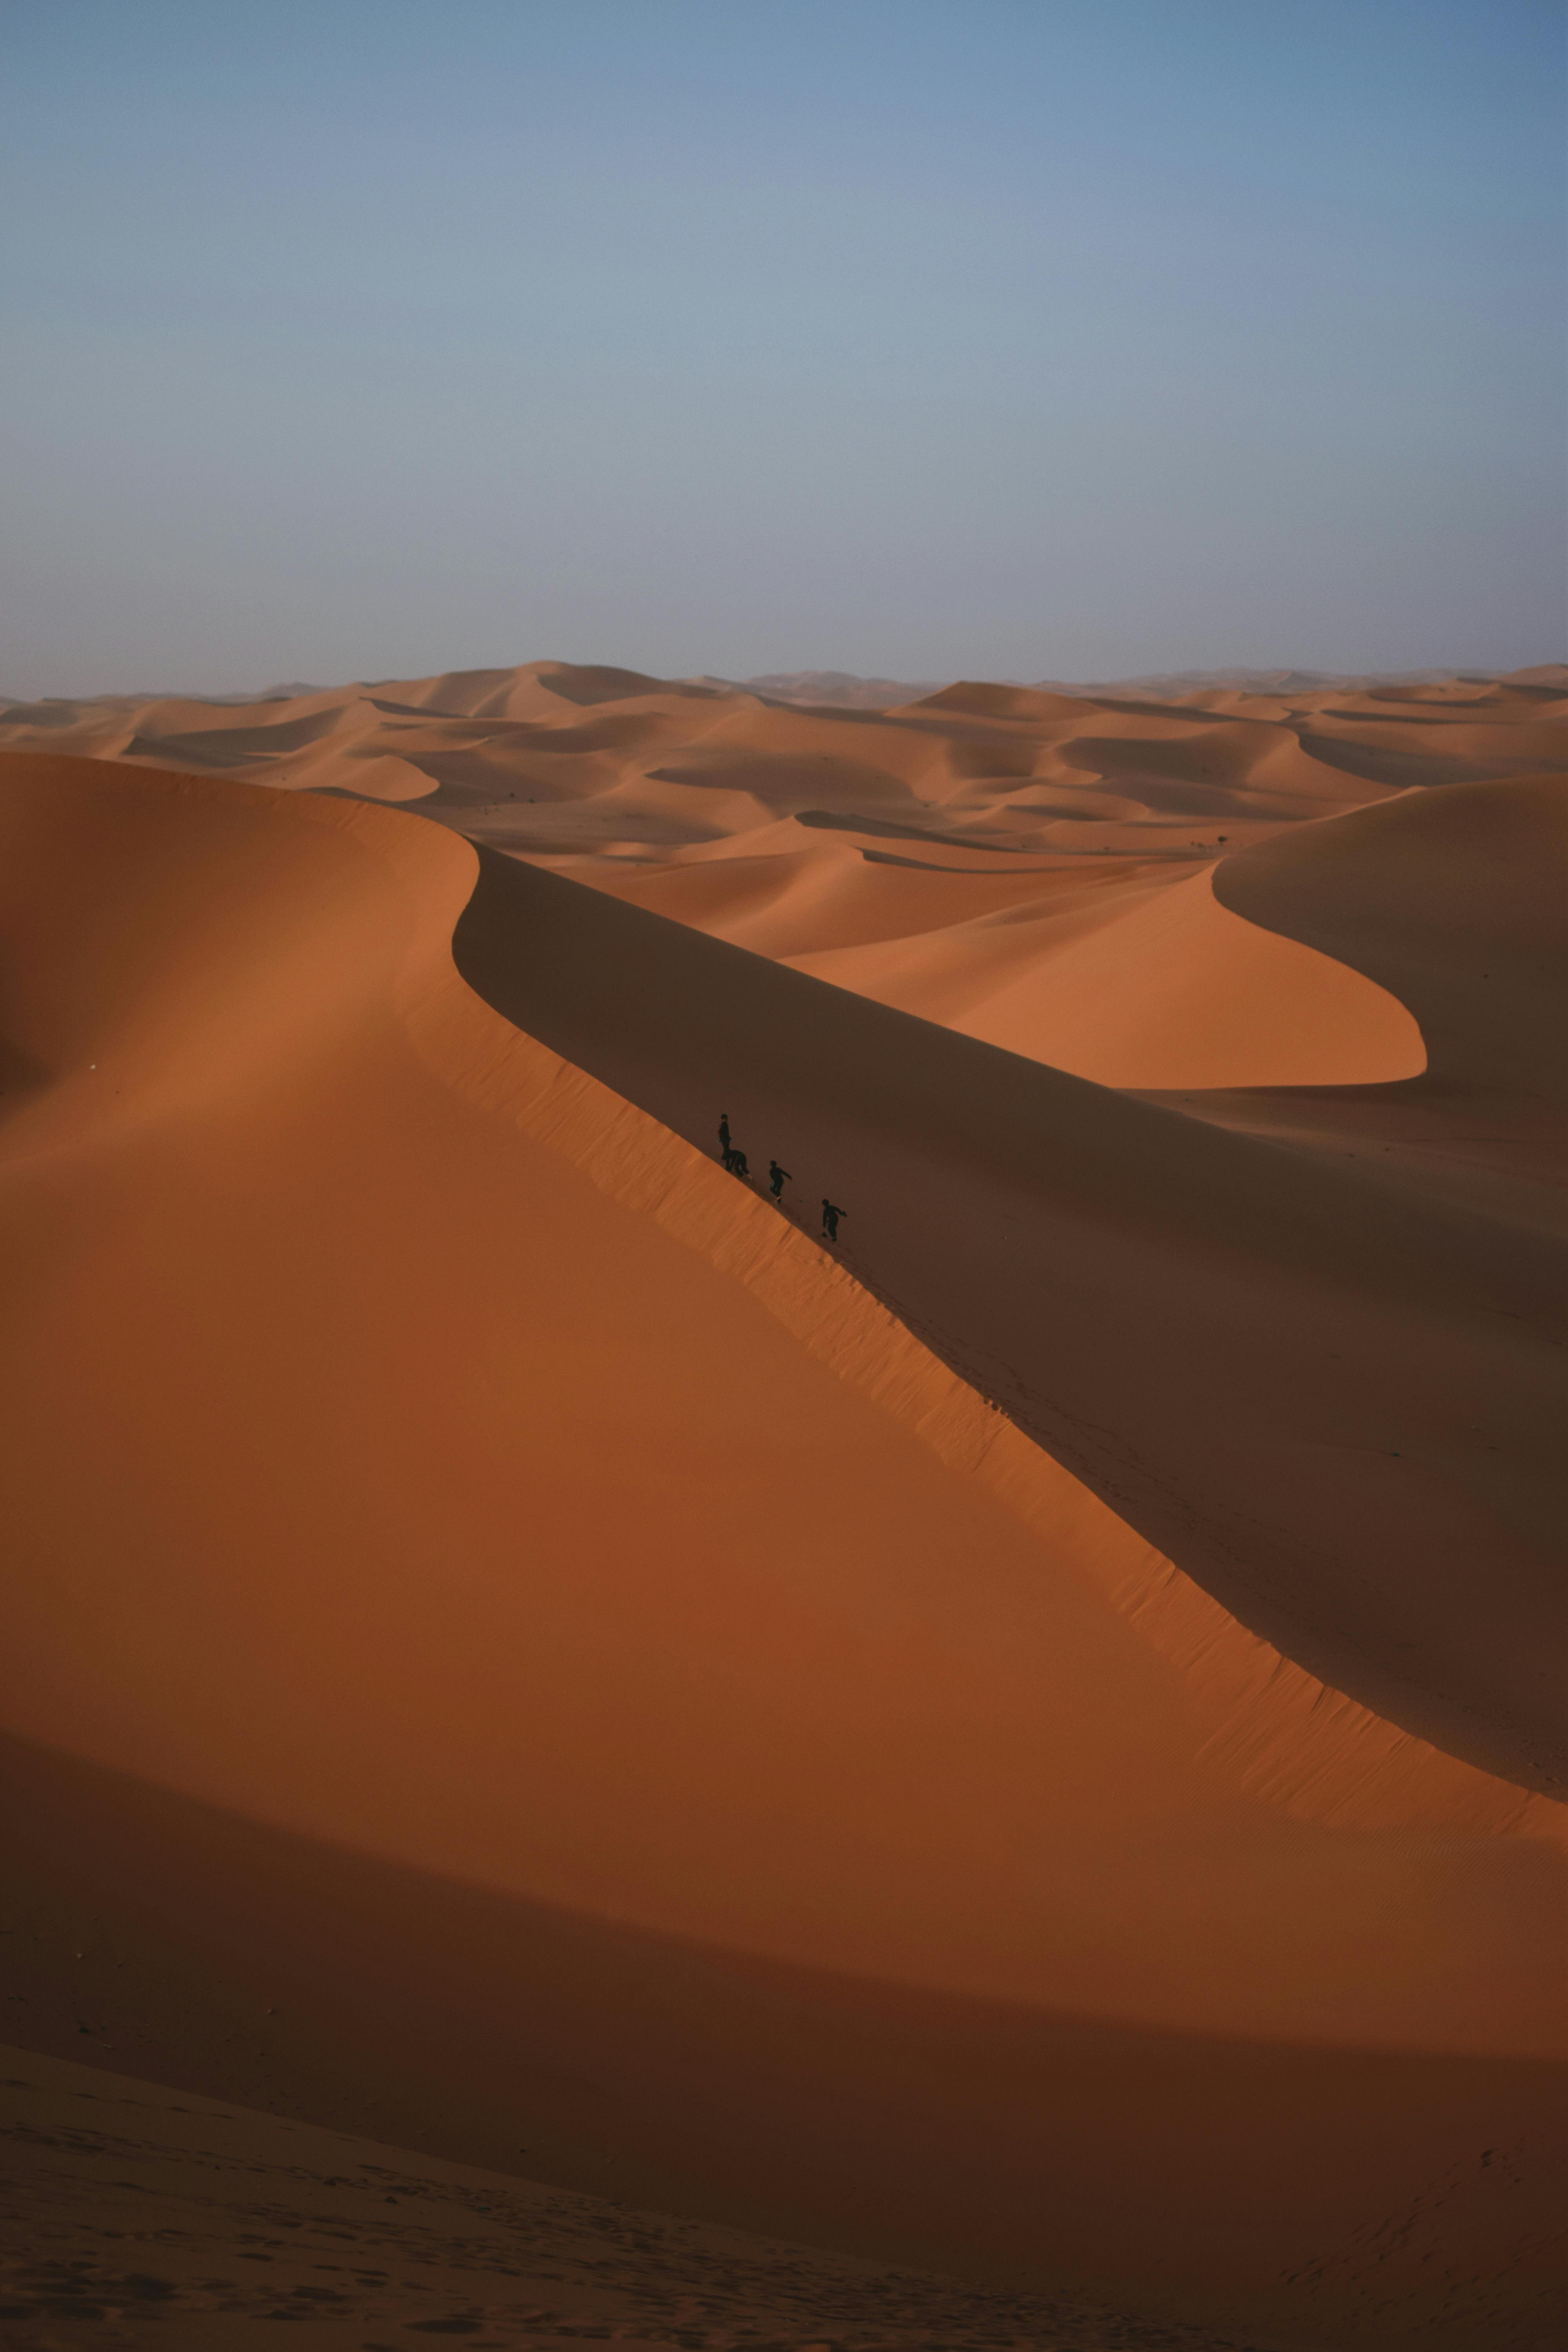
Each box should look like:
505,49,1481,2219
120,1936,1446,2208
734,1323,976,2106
8,649,1539,1088
727,669,944,706
1,659,1564,2349
726,664,1553,707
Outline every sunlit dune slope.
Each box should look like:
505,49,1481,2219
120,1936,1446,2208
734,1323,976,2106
790,861,1424,1085
603,849,1423,1088
2,751,1565,2346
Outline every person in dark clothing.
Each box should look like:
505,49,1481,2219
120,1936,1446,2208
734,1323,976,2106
821,1197,846,1243
730,1149,750,1181
717,1111,731,1158
768,1159,791,1201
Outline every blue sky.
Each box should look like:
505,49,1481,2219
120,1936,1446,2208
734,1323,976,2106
3,0,1563,691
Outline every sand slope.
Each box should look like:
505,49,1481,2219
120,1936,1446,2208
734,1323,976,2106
9,2042,1276,2352
4,1737,1565,2352
2,748,1566,2346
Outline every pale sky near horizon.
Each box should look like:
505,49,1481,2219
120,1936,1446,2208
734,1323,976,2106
3,0,1564,696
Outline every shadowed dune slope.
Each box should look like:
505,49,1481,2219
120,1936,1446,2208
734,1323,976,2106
452,846,1568,1798
1,752,1565,2348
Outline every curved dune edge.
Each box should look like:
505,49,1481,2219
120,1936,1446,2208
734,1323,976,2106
394,864,1559,1851
1214,769,1568,1100
760,860,1428,1089
581,833,1428,1092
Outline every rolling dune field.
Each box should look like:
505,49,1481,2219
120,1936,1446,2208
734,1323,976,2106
0,662,1564,2350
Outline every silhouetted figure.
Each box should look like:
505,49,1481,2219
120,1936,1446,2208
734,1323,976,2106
768,1159,791,1201
821,1198,846,1243
730,1149,750,1181
717,1111,731,1158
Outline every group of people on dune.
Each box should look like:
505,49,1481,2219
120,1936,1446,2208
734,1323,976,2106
718,1112,846,1244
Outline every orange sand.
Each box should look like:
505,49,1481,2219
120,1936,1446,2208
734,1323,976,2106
9,2042,1285,2351
0,667,1564,2348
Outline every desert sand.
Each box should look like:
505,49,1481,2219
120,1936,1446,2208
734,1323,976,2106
3,2045,1278,2352
0,661,1564,2350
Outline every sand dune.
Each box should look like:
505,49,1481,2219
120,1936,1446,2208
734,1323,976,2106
1216,771,1568,1098
1,688,1565,2348
590,847,1424,1087
6,659,1561,839
5,662,1558,1095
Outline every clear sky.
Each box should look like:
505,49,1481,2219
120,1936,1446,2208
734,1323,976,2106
3,0,1564,693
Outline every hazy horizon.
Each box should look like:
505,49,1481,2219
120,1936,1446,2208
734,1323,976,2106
4,0,1564,696
5,656,1562,709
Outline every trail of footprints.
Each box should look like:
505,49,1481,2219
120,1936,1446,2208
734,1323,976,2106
0,2079,1274,2352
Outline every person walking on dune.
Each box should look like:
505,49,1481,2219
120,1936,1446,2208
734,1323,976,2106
727,1148,750,1182
821,1198,846,1244
717,1111,731,1159
768,1159,791,1203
